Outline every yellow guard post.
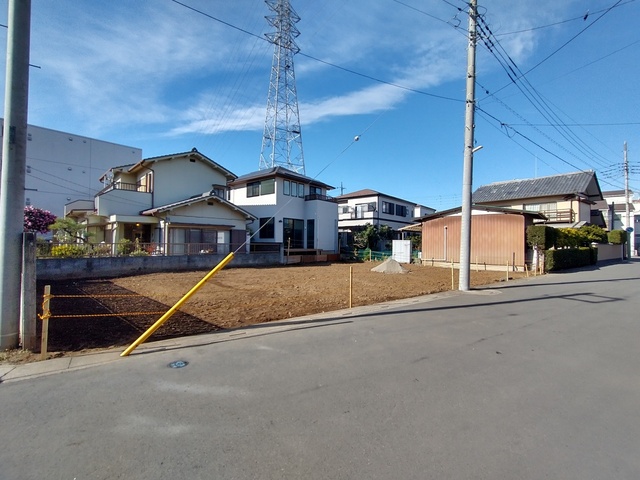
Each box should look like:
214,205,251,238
121,252,235,356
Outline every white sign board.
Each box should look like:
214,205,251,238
392,240,412,264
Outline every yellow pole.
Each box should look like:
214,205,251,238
451,261,454,290
40,285,51,361
121,252,235,356
349,266,353,308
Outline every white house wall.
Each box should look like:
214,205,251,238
0,120,142,217
151,158,230,207
96,189,152,216
231,176,337,251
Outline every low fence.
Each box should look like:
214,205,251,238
36,251,282,281
36,241,239,258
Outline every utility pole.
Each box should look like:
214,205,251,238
0,0,31,350
623,141,630,258
458,0,478,292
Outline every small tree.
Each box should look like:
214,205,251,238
353,224,380,250
49,218,91,243
23,206,57,234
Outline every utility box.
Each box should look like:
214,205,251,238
392,240,412,264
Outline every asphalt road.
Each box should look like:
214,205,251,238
1,261,639,479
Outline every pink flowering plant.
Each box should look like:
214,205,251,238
24,206,57,234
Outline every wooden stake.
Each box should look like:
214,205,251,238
349,266,353,308
40,285,51,361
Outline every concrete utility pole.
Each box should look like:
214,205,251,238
458,0,478,291
623,141,631,258
0,0,31,350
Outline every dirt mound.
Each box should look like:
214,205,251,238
371,258,409,274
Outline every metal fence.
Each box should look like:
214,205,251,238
36,241,240,258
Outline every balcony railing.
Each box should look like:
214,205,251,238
98,182,152,195
540,209,575,223
304,193,336,203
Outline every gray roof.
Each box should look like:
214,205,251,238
419,205,547,222
472,171,602,203
142,191,256,220
229,166,334,190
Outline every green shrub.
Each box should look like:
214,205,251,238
526,225,557,250
117,238,133,255
545,247,596,271
90,243,112,256
607,230,627,245
579,224,608,244
51,244,87,258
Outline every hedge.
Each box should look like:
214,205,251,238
607,230,627,245
526,225,557,250
545,247,597,271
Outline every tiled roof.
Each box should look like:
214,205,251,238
336,189,380,199
472,171,602,203
131,148,237,181
228,166,334,190
142,191,256,220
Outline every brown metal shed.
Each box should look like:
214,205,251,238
420,205,545,267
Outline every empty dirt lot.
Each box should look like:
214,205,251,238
17,261,525,361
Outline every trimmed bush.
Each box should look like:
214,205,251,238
545,247,596,271
526,225,557,250
51,244,87,258
607,230,627,245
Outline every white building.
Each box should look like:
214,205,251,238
228,167,338,253
0,120,142,218
337,189,435,248
597,189,639,255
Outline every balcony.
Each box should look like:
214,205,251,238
541,209,575,223
98,181,152,195
304,193,336,203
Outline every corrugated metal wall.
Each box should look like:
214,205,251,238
422,214,527,266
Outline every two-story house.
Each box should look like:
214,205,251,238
228,167,338,253
472,170,605,227
336,189,435,248
595,189,639,255
68,149,256,254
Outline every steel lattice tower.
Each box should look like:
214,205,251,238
259,0,305,174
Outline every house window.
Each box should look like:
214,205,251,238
395,205,407,217
310,186,322,195
297,183,304,197
247,179,275,197
284,180,291,196
247,181,261,197
382,201,395,214
259,218,275,239
137,172,153,193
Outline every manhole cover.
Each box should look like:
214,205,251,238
168,360,189,369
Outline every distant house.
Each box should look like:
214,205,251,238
68,149,256,254
228,167,338,253
336,189,435,248
472,170,604,227
419,205,545,267
595,189,639,255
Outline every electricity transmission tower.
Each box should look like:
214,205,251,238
259,0,305,175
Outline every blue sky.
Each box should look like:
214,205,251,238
2,0,639,210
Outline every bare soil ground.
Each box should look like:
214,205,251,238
2,261,525,364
